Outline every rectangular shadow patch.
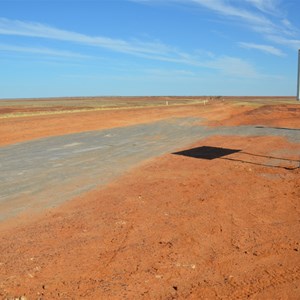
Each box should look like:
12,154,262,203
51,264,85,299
173,146,241,160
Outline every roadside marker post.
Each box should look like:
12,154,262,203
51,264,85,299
297,49,300,101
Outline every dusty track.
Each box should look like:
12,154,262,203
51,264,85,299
0,98,299,299
0,102,248,146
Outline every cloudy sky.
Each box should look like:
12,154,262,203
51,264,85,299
0,0,299,98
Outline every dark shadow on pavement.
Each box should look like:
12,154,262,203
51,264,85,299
256,126,300,131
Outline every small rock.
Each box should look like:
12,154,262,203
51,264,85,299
115,220,126,226
224,275,234,283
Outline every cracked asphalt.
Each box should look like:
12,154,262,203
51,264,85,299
0,117,299,221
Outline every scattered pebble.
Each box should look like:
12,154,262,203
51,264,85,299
175,262,196,269
115,220,127,226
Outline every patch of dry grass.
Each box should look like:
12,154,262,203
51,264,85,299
0,100,209,119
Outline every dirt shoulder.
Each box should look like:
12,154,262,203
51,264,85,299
0,100,299,299
1,100,299,147
0,102,249,146
0,134,299,299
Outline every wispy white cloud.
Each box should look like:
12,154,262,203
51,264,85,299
192,0,271,26
133,0,299,50
267,35,300,50
190,0,295,37
133,0,277,33
197,0,300,51
238,42,285,56
204,55,261,78
245,0,280,15
0,18,171,56
0,18,264,77
144,68,196,77
0,17,204,67
0,17,278,79
0,43,90,58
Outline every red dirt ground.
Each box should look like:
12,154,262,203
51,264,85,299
0,99,299,299
0,102,249,146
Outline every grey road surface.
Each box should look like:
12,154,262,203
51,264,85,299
0,117,299,221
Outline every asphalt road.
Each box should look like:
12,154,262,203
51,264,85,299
0,117,299,221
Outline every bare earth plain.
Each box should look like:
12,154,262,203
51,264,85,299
0,96,299,299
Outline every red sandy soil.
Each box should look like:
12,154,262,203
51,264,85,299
1,101,300,147
211,104,300,128
0,102,242,146
0,100,300,299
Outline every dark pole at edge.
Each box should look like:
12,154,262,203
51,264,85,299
298,49,300,101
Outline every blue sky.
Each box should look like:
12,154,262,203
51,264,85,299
0,0,300,98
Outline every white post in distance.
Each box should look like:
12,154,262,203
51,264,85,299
297,49,300,101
